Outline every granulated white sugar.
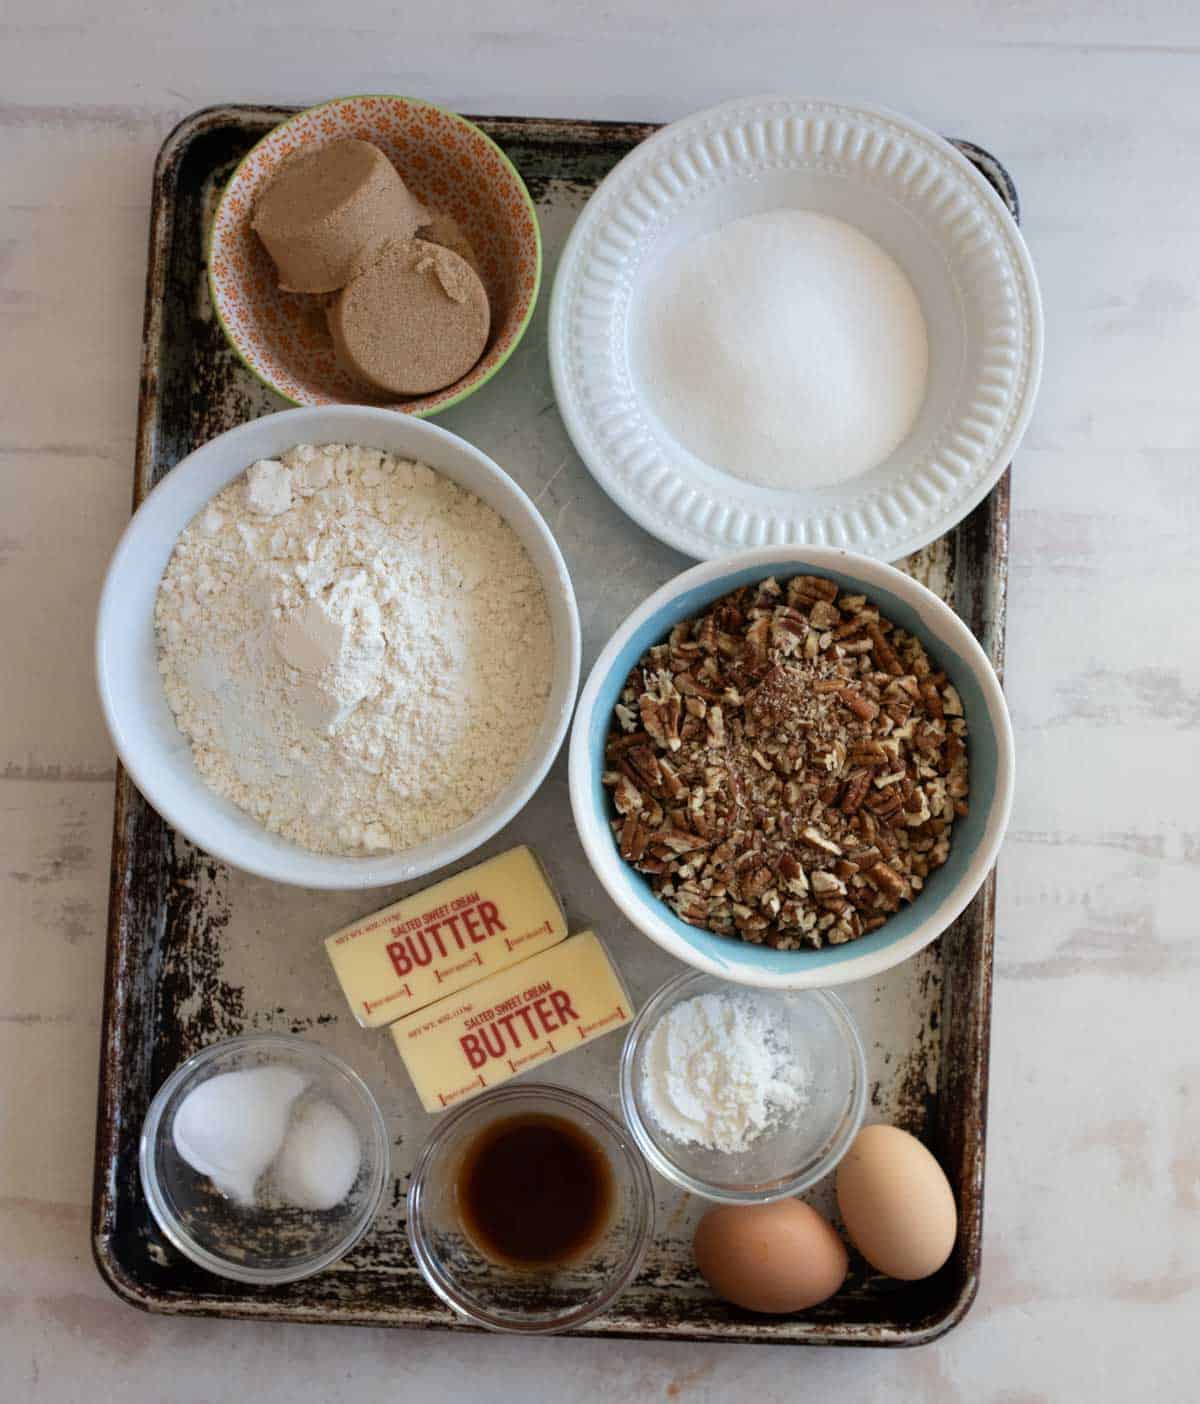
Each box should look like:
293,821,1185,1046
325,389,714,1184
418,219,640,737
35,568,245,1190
638,211,929,489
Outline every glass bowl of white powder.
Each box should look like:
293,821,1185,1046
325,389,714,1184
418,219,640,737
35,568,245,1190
140,1034,390,1283
620,971,866,1204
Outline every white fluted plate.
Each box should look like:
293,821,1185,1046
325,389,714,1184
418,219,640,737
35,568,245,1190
549,96,1043,561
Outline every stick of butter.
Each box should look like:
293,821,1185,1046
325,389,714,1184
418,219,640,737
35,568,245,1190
325,846,566,1027
390,930,632,1112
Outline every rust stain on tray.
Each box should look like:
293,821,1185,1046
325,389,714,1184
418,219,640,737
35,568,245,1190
94,106,1013,1347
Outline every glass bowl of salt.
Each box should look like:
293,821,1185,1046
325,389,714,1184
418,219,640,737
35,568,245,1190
139,1034,390,1284
619,971,867,1205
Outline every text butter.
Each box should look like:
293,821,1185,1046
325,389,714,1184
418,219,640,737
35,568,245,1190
324,846,566,1027
391,931,632,1111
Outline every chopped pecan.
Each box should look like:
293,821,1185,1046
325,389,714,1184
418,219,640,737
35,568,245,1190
675,670,720,701
606,729,652,755
777,853,809,894
866,862,908,901
622,744,661,791
745,616,772,664
618,814,650,862
657,757,686,799
787,574,839,607
740,865,775,901
800,825,842,856
653,826,711,855
706,705,725,747
610,773,644,816
868,789,905,822
640,687,682,752
838,687,880,722
866,621,904,675
840,768,872,814
809,599,841,630
848,739,889,767
601,572,967,951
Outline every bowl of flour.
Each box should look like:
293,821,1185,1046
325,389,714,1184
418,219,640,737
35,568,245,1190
97,406,580,888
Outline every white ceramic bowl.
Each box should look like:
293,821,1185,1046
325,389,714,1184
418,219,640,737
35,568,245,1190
569,546,1014,989
97,406,580,889
550,95,1044,561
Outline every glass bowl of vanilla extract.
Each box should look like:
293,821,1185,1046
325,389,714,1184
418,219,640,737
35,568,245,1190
407,1084,654,1333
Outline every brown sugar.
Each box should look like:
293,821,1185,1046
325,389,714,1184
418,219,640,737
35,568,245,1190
416,211,483,279
328,239,490,396
252,139,428,294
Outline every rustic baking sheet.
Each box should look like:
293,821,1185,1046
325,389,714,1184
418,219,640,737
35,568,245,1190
93,106,1013,1345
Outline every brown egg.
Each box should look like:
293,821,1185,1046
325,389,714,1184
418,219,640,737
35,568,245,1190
692,1200,848,1314
835,1124,957,1280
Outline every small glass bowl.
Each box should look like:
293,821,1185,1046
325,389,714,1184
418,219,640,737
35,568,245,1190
620,971,867,1204
139,1034,390,1284
407,1084,653,1334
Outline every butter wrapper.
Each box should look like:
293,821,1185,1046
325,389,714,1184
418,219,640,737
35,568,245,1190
324,846,566,1027
390,930,632,1111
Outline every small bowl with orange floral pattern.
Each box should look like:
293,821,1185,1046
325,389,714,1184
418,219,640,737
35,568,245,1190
208,95,542,416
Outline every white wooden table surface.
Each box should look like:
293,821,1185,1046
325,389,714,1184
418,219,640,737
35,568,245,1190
2,2,1197,1398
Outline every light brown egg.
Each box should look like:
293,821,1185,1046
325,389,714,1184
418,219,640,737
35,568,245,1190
835,1124,957,1280
692,1200,848,1314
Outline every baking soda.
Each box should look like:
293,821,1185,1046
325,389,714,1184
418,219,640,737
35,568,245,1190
642,992,809,1154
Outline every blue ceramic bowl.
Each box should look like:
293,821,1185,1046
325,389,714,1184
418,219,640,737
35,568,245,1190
568,547,1014,989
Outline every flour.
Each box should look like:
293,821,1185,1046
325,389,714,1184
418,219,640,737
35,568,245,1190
155,443,553,855
642,992,809,1154
638,210,929,489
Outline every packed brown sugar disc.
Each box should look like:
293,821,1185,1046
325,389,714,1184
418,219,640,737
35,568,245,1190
416,211,483,278
328,239,491,397
252,139,428,294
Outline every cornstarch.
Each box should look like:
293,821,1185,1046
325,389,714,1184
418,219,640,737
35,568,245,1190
155,443,553,855
642,992,809,1154
638,210,929,489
